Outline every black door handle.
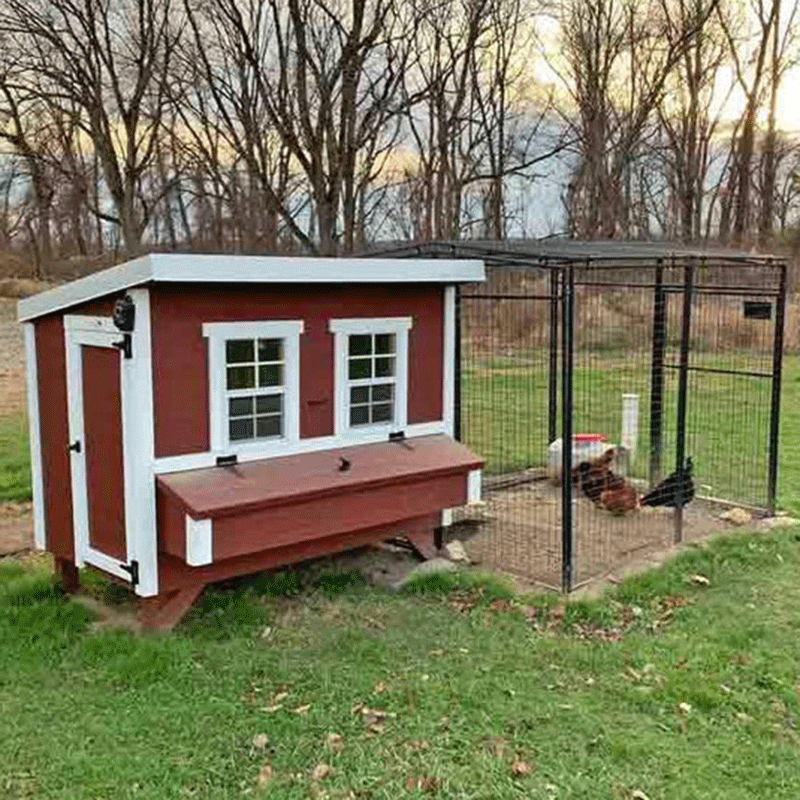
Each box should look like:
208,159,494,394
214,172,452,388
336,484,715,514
68,440,81,453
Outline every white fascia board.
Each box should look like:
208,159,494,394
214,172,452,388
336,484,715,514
18,254,485,322
23,324,46,550
149,254,485,285
17,256,152,322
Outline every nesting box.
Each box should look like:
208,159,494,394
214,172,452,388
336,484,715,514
18,254,485,628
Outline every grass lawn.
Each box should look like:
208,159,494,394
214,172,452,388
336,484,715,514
0,414,31,504
462,351,800,514
3,529,800,798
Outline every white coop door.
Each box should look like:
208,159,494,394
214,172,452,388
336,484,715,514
64,316,147,590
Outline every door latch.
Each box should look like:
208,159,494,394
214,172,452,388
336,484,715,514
68,440,81,453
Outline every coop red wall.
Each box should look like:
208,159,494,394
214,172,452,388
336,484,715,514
149,284,445,458
33,297,117,560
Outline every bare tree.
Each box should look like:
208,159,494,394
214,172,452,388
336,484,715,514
715,0,796,245
0,69,56,271
655,0,729,242
182,0,412,255
557,0,718,238
0,0,182,254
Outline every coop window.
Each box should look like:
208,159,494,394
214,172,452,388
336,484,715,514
225,338,284,441
329,317,412,438
203,320,303,452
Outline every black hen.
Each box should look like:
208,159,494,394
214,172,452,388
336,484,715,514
641,457,695,507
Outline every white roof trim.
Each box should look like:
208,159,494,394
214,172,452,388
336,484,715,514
17,253,486,322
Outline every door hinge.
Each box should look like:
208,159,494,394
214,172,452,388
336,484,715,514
68,439,81,453
119,559,139,586
113,333,132,359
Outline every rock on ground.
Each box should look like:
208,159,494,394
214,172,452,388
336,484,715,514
445,539,470,563
391,557,457,589
719,507,752,526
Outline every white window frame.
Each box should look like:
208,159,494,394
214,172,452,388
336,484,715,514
329,316,412,440
203,320,304,455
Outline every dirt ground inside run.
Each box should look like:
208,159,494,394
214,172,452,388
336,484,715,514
450,479,753,593
0,294,775,595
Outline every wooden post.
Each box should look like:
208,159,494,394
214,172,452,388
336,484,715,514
54,557,79,594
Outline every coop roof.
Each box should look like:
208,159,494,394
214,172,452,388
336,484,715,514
17,253,486,322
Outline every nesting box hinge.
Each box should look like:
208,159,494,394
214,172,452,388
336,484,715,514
119,559,139,587
389,430,413,449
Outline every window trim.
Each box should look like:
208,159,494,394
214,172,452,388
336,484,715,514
329,316,412,439
203,320,304,454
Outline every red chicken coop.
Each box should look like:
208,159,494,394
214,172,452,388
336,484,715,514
18,254,485,628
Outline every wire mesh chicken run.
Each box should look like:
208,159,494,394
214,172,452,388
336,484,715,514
371,241,788,592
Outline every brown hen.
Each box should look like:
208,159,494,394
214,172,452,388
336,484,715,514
599,482,640,515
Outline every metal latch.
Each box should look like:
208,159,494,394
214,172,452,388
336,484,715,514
68,440,81,453
119,560,139,586
113,333,132,359
389,430,413,449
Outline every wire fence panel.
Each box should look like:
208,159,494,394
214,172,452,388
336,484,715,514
452,256,786,592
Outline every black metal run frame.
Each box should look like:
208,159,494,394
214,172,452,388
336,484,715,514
371,240,788,592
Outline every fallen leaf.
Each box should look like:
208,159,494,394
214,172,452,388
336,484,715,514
406,739,430,752
373,681,387,694
293,704,311,715
688,574,710,586
311,763,335,781
272,691,289,703
256,763,272,789
484,736,506,757
252,733,269,750
511,759,534,777
326,733,344,754
262,704,283,713
630,791,651,800
406,776,438,794
357,707,388,735
260,626,273,639
678,702,691,734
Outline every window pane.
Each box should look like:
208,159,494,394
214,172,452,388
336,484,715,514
350,386,369,404
258,363,283,387
349,405,370,426
375,333,394,354
256,415,282,438
256,394,282,414
229,396,253,417
226,339,254,364
371,383,393,402
371,402,393,423
258,338,283,362
374,357,394,377
229,417,254,441
348,334,372,356
348,358,372,380
227,365,255,390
